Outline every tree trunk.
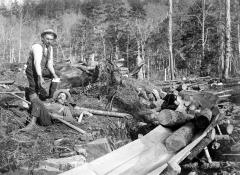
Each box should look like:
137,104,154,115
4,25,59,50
126,35,129,68
18,7,23,63
81,37,84,62
147,51,150,80
223,0,231,80
137,40,143,80
169,0,174,80
238,19,240,69
141,42,146,78
101,33,106,60
115,43,119,60
202,0,206,65
218,0,224,77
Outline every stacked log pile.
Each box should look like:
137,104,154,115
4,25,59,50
104,74,229,174
50,60,231,174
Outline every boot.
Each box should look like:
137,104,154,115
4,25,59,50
49,82,58,98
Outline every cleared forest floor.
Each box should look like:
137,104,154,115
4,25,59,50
0,66,240,175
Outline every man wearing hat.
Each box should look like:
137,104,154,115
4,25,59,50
25,29,59,100
21,89,75,131
44,89,75,122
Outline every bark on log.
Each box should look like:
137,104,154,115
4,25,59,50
179,91,218,109
187,129,216,160
165,122,195,152
156,109,194,127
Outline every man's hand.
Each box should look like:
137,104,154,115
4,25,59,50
38,76,45,87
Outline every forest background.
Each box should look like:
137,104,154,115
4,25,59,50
0,0,240,80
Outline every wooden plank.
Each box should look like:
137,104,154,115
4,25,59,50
60,125,173,175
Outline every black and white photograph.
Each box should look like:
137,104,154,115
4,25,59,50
0,0,239,174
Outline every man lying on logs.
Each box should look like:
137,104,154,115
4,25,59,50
20,89,92,131
18,88,132,132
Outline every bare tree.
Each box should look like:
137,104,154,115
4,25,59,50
169,0,174,80
223,0,231,80
202,0,206,63
18,6,23,63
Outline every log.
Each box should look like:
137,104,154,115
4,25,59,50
74,106,133,119
156,109,194,127
215,134,231,141
159,113,223,174
187,128,216,160
194,108,212,130
0,80,15,85
0,91,25,94
165,122,195,152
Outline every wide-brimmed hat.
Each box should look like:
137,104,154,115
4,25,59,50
41,29,57,39
53,89,73,103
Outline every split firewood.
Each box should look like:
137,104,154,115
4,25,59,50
156,109,194,127
165,122,195,152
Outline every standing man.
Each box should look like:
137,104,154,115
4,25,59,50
26,29,59,100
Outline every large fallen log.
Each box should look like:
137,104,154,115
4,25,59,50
165,122,195,152
156,109,194,127
158,113,223,175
